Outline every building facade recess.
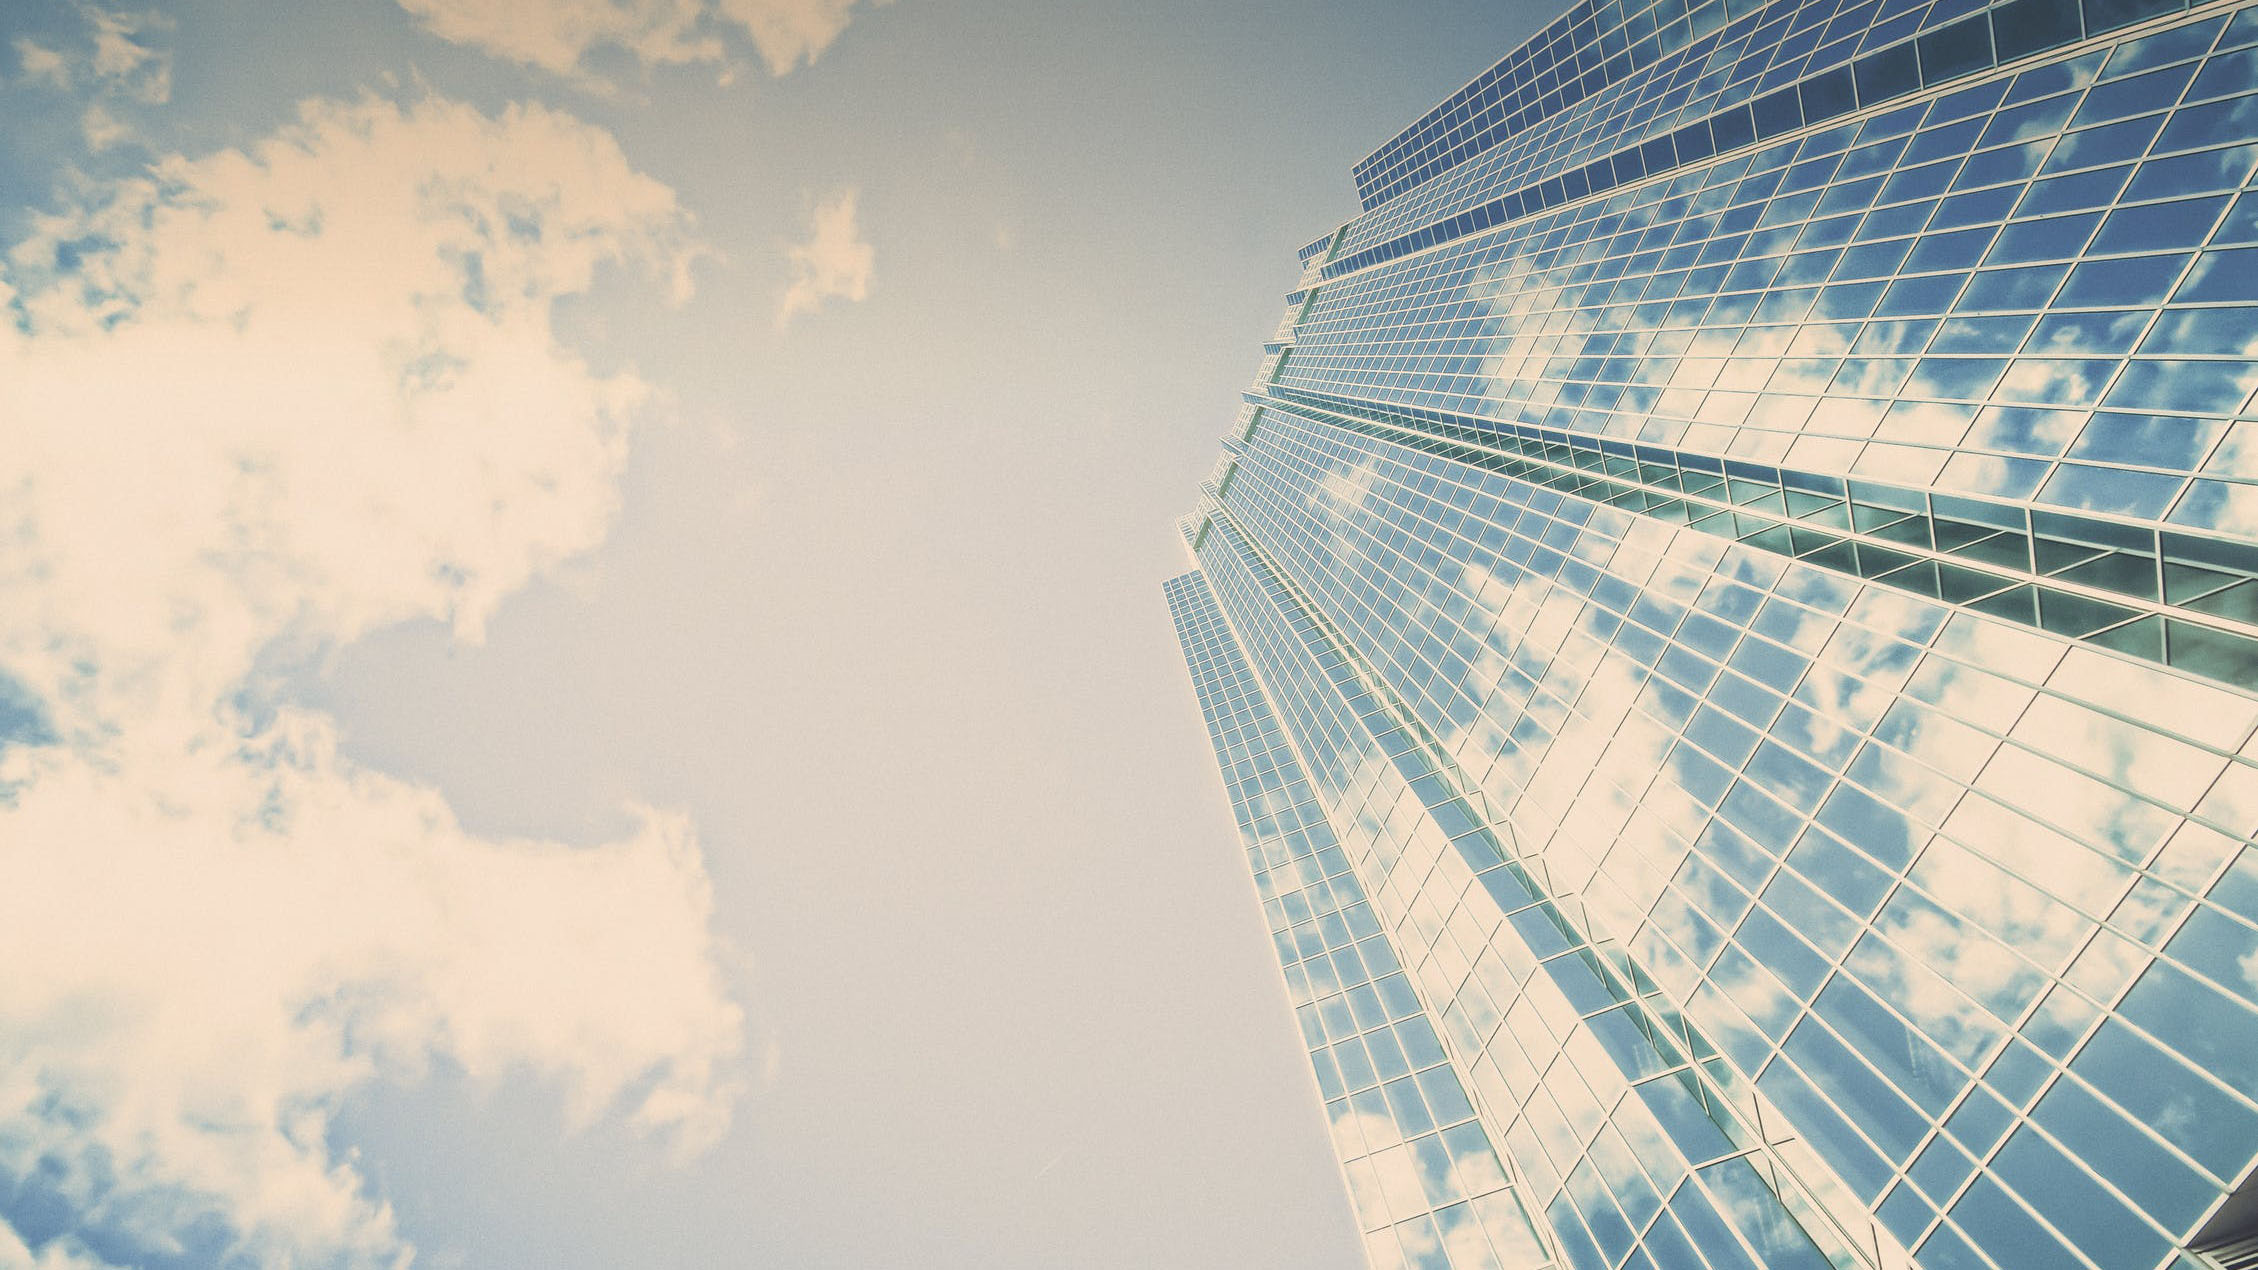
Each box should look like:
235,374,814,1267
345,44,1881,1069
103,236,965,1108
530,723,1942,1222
1166,2,2258,1268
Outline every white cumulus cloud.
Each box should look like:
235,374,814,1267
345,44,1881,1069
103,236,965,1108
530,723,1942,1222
0,92,745,1268
395,0,886,80
776,187,872,328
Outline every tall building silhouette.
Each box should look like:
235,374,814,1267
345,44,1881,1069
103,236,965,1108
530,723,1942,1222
1167,2,2258,1268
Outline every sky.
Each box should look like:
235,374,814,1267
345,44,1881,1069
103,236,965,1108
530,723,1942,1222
0,2,1550,1266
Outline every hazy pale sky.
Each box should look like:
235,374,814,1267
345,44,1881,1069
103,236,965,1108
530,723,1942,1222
0,2,1550,1266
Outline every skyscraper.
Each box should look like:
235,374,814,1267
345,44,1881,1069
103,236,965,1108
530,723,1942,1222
1164,3,2258,1269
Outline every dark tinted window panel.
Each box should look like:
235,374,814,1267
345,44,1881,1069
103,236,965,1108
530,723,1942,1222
2084,0,2187,39
1919,17,1997,86
1802,69,1859,133
1856,39,1923,104
1995,0,2086,62
1712,103,1757,153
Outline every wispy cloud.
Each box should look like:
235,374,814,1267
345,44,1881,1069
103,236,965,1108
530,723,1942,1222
10,37,71,89
715,0,876,76
9,6,172,150
0,92,743,1267
84,6,170,101
396,0,888,81
776,187,872,328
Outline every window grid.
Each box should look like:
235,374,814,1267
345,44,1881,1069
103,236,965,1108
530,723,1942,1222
1168,574,1554,1269
1172,5,2258,1269
1198,519,1881,1270
1202,388,2258,1268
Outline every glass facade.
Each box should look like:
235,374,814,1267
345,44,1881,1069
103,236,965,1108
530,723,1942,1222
1166,3,2258,1269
